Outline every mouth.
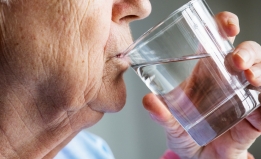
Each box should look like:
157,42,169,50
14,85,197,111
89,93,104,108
109,52,131,72
115,53,125,58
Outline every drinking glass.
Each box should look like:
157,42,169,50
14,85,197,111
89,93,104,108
124,0,260,146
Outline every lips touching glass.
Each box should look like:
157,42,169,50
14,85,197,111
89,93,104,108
123,0,261,146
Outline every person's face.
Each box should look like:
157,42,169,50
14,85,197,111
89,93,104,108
1,0,151,126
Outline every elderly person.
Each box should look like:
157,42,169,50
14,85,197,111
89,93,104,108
0,0,260,159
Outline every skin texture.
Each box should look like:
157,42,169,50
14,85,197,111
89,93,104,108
0,0,151,158
0,1,260,159
143,12,261,159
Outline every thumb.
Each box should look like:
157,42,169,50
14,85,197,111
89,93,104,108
142,93,186,138
142,93,179,130
143,93,201,158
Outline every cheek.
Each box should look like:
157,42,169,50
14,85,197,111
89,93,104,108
58,3,113,101
80,4,112,53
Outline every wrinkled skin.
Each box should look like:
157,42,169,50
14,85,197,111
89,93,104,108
0,0,261,159
0,0,151,158
143,12,261,159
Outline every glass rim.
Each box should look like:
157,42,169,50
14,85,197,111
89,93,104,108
123,0,205,56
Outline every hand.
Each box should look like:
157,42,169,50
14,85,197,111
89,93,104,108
143,11,261,159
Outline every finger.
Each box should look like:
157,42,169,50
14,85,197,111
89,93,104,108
230,41,261,86
245,63,261,87
215,11,240,43
226,107,261,149
143,94,200,157
211,117,259,159
245,106,261,132
142,93,172,122
142,93,182,132
232,41,261,70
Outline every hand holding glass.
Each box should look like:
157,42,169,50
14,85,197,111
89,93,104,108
124,0,260,146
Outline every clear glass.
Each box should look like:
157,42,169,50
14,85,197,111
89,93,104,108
124,0,260,146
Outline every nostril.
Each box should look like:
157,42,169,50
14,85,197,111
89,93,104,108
112,0,151,24
120,15,139,22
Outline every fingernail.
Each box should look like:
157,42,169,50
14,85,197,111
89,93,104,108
228,18,237,26
249,67,261,79
150,113,164,121
150,113,159,120
235,50,250,63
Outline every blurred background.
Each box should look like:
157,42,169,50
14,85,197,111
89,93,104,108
88,0,261,158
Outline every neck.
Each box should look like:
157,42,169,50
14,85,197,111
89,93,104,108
0,49,104,158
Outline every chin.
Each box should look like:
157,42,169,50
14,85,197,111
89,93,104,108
109,77,128,113
89,78,127,113
104,85,127,113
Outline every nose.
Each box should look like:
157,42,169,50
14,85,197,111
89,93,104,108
112,0,152,23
